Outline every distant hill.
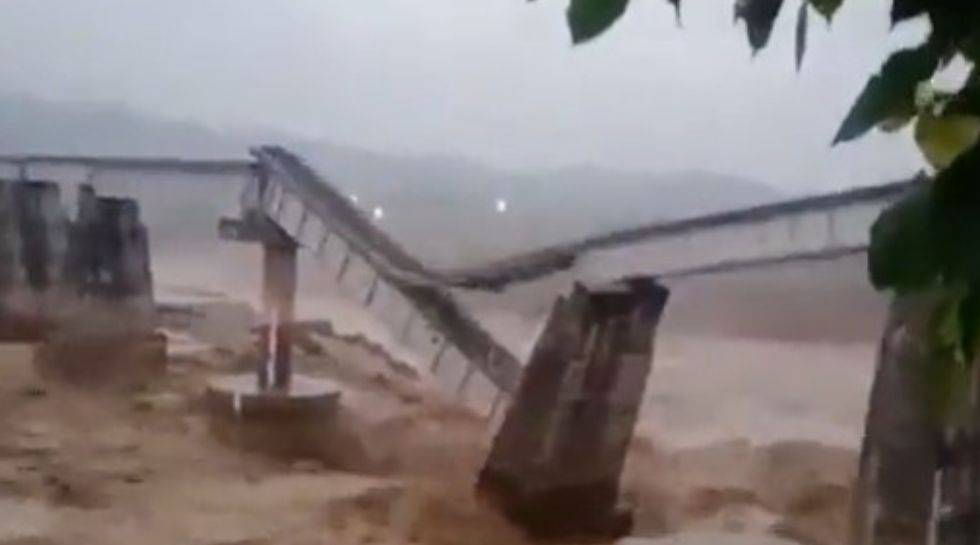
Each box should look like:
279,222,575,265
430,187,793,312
0,95,781,266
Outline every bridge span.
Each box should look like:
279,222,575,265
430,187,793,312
0,148,914,290
0,147,910,408
1,149,948,544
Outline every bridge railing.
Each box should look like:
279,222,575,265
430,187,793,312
446,179,917,287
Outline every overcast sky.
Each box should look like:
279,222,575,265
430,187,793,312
0,0,931,192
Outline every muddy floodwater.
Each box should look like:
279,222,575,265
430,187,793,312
0,246,877,544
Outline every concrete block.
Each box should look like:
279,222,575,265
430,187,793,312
205,373,341,461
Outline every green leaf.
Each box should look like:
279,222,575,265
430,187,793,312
891,0,927,25
735,0,786,52
914,111,980,170
807,0,842,22
931,140,980,284
795,2,808,71
567,0,631,44
833,43,940,144
868,182,940,292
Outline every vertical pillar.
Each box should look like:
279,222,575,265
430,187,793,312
33,190,165,384
849,294,941,545
66,184,99,296
0,181,31,338
0,181,17,295
9,181,71,335
14,181,59,292
259,240,297,391
477,277,669,541
208,162,340,461
114,198,154,321
84,198,153,306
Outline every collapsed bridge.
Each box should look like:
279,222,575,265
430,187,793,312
0,146,913,406
0,146,937,543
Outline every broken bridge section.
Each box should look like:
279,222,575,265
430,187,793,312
448,178,916,289
232,146,524,404
0,148,945,543
209,172,341,460
1,150,917,419
477,278,670,541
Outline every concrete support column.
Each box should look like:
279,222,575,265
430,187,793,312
0,180,73,340
0,181,17,301
209,166,340,462
259,241,297,390
849,296,930,545
35,190,164,385
64,194,154,328
14,181,61,293
477,277,669,541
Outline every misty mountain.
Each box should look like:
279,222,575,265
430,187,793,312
0,95,780,266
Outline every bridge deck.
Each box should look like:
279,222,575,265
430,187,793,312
0,151,915,291
0,148,915,401
447,179,915,288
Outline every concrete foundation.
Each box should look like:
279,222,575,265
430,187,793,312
204,373,341,460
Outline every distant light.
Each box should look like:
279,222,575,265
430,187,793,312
372,206,385,220
495,198,508,213
350,194,359,204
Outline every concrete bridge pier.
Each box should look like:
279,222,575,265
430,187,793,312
477,277,669,541
850,294,980,545
34,186,166,386
207,175,340,460
257,240,297,390
0,180,70,340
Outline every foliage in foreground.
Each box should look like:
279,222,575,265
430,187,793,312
540,0,980,419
